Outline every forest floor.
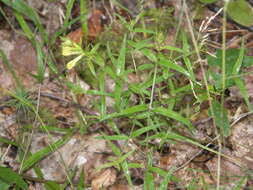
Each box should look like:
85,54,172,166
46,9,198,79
1,0,253,189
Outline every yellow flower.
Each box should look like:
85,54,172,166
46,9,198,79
61,38,85,69
66,54,84,70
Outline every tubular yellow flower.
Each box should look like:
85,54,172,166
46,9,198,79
66,54,84,70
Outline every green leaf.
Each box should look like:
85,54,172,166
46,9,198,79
117,34,127,76
158,56,193,81
34,42,45,83
141,48,157,62
211,100,230,137
97,150,135,170
144,172,155,190
232,39,245,75
199,0,219,4
160,45,184,53
1,0,48,43
227,0,253,27
21,131,73,172
44,181,62,190
100,104,149,121
0,178,11,190
0,136,18,146
128,38,154,50
207,48,253,89
77,168,85,190
0,167,28,189
152,107,193,130
131,125,160,138
234,77,252,111
99,135,129,141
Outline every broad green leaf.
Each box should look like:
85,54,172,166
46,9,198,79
21,131,73,171
207,48,253,89
211,100,230,137
227,0,253,27
152,107,193,130
0,167,28,189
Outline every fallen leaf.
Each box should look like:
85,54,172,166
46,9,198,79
91,168,117,190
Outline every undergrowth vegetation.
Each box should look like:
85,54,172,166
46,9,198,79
0,0,253,189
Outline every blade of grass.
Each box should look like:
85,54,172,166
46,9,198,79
100,104,149,121
1,0,48,43
117,34,127,76
152,107,193,130
63,0,76,31
0,50,23,89
80,0,88,41
21,131,73,172
131,124,160,138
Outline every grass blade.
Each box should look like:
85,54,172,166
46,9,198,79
100,104,149,121
21,131,73,172
117,34,127,76
152,107,193,130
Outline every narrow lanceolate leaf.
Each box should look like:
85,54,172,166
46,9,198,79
211,100,230,137
21,131,73,172
0,167,28,189
158,56,193,81
232,38,245,75
152,107,193,130
117,34,127,76
100,104,149,121
1,0,48,43
140,48,157,62
234,77,252,111
131,124,160,138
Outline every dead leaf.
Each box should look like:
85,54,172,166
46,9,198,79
91,168,117,190
205,148,245,187
110,184,131,190
88,9,105,39
67,9,105,43
67,28,83,44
